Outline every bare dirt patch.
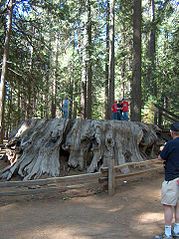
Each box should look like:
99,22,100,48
0,159,166,239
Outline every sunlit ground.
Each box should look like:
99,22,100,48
0,173,165,239
139,212,163,223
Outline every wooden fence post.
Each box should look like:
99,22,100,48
108,157,115,196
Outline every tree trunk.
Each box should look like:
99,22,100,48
86,0,93,119
105,0,110,120
0,119,163,181
5,85,13,139
147,0,157,96
73,77,78,119
109,0,115,118
17,77,21,125
80,21,87,119
46,17,53,119
51,32,59,118
0,0,14,143
23,85,28,120
45,67,50,118
131,0,142,122
69,63,74,120
27,43,34,118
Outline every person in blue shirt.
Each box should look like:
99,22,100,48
62,96,69,119
117,98,123,120
154,122,179,239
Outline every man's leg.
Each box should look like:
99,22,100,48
154,205,173,238
163,204,173,225
123,112,126,120
155,180,176,239
124,111,129,121
117,112,120,120
173,202,179,236
64,111,68,119
175,202,179,223
163,204,173,237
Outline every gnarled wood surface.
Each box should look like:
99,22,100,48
0,119,164,181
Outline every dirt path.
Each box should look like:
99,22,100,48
0,171,166,239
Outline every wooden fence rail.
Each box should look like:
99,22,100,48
0,172,101,196
101,158,161,172
0,172,101,188
0,159,163,197
153,104,179,127
100,158,163,196
0,182,100,196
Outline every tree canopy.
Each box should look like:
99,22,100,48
0,0,178,138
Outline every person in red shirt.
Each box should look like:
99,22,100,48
112,100,118,120
122,97,129,121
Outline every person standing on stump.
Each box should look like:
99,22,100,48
154,122,179,239
62,96,69,119
112,100,118,120
117,98,123,120
122,97,129,121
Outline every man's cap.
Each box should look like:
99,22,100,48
123,97,127,100
170,122,179,131
118,98,122,101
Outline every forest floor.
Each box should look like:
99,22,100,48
0,159,167,239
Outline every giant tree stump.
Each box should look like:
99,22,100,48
0,119,163,181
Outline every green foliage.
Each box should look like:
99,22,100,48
141,96,157,124
141,0,179,122
1,0,178,135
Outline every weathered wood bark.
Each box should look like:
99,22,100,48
0,119,163,181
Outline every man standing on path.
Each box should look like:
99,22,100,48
155,122,179,239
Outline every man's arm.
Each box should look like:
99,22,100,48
158,155,166,163
158,140,170,164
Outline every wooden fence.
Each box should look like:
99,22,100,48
0,172,101,196
154,104,179,127
100,158,163,196
0,158,163,197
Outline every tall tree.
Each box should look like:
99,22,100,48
80,16,87,119
131,0,142,121
0,0,14,143
105,0,110,119
0,0,178,134
147,0,157,96
86,0,93,119
27,27,35,118
51,32,59,118
109,0,115,118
